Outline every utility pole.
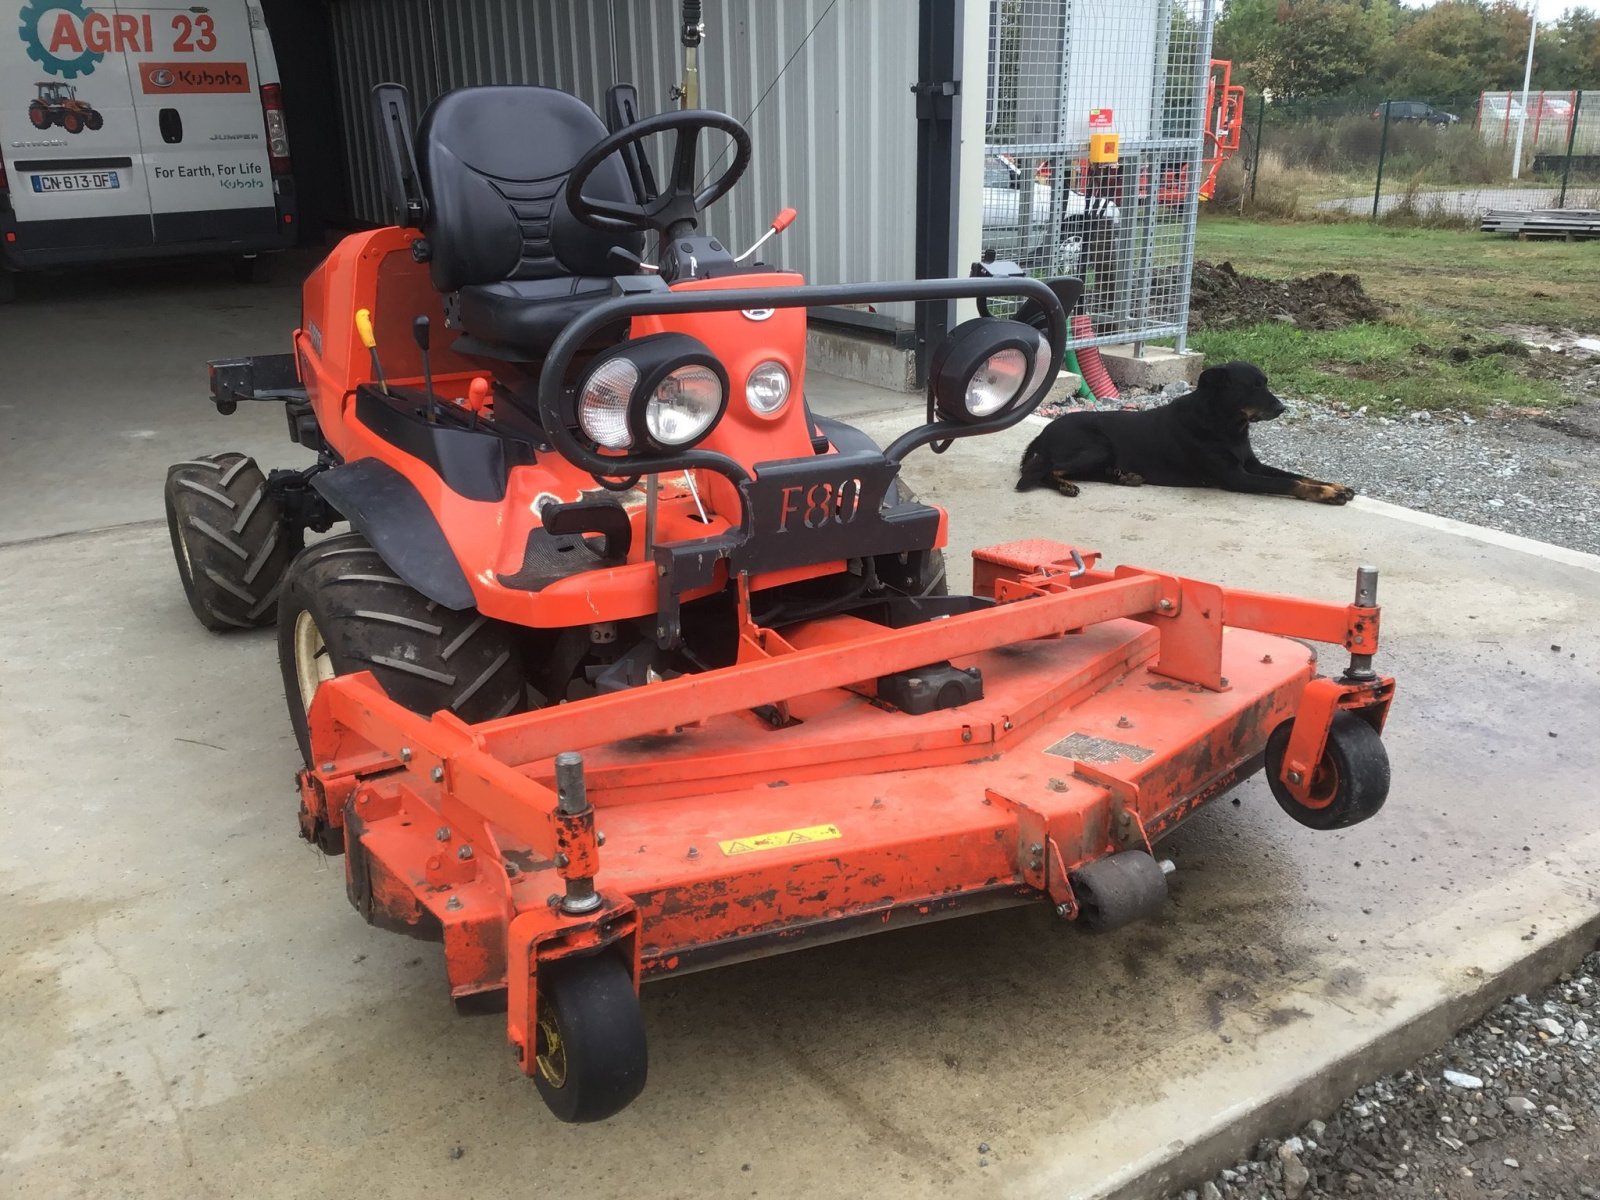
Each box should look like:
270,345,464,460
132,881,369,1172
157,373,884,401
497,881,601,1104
1510,2,1537,181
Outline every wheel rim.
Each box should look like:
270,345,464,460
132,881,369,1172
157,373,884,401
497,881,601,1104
1298,757,1341,810
174,515,195,582
292,609,336,715
535,1015,568,1088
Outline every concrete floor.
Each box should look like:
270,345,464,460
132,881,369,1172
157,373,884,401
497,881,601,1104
3,259,1599,1200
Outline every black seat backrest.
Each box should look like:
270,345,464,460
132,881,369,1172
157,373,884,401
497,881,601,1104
415,86,643,293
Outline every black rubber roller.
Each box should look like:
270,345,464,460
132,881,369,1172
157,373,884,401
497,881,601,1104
1069,849,1170,932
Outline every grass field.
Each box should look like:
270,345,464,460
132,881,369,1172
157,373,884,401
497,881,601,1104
1188,217,1600,413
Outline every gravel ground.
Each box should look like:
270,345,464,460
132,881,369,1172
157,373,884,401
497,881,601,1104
1038,372,1600,558
1167,950,1600,1200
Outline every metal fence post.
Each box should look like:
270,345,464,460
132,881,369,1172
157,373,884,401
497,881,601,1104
1248,91,1266,206
912,0,963,387
1559,89,1583,209
1371,100,1392,220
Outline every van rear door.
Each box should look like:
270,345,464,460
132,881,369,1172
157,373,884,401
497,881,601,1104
120,0,278,248
2,0,155,261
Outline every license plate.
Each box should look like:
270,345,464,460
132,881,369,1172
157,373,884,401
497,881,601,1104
31,171,121,193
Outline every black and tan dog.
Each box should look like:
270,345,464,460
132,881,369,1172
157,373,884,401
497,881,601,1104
1015,361,1356,505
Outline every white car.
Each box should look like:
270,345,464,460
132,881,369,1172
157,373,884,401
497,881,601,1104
981,153,1119,277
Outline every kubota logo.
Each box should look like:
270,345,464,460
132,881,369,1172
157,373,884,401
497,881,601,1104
139,61,251,95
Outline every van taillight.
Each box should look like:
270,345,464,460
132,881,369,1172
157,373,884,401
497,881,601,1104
260,83,291,175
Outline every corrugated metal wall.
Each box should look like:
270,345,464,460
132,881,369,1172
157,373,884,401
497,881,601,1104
330,0,919,298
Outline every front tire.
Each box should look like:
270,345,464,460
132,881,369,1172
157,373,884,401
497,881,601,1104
277,533,526,766
534,952,648,1123
165,453,294,632
86,110,103,131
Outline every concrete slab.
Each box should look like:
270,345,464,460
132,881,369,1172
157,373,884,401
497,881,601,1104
1099,343,1204,392
3,266,1599,1200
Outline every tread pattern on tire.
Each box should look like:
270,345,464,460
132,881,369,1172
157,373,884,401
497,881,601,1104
278,533,525,765
166,452,293,632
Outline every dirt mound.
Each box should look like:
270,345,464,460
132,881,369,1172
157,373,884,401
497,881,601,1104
1189,260,1386,331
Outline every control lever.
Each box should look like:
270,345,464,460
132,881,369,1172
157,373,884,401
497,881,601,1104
735,207,797,263
608,246,659,273
412,315,441,424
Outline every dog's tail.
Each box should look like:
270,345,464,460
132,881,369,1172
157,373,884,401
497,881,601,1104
1015,438,1048,492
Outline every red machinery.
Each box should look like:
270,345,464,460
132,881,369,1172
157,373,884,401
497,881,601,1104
165,72,1393,1124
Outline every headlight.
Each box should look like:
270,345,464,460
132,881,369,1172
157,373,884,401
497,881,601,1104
965,348,1028,417
577,358,639,449
573,333,729,455
745,361,791,416
647,365,723,445
929,318,1052,424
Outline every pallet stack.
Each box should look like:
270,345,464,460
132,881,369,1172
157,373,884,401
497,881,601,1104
1480,208,1600,239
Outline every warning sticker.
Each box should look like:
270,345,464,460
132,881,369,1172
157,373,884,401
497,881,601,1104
718,823,842,856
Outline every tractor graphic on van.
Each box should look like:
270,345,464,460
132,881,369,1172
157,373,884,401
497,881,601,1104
28,81,103,134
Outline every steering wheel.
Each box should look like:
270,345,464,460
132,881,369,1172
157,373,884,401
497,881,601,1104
566,109,752,236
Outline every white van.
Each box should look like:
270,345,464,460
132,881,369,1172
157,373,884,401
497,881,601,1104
0,0,297,298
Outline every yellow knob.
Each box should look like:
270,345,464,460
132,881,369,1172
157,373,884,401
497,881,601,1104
355,307,377,350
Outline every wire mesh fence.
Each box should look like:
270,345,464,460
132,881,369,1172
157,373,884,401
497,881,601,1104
981,0,1217,351
1227,91,1600,223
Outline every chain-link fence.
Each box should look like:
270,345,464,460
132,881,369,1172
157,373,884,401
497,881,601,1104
1226,91,1600,222
981,0,1216,351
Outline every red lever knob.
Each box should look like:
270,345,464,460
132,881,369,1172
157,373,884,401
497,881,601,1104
772,207,797,232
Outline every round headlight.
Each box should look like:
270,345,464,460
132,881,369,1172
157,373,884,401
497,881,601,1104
746,361,791,416
1021,335,1054,404
578,358,639,449
646,365,723,446
965,348,1028,417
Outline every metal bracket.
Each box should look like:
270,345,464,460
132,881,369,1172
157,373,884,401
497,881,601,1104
911,79,960,120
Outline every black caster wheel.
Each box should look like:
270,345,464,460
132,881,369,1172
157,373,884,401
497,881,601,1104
1265,710,1390,831
1070,849,1169,932
534,952,647,1123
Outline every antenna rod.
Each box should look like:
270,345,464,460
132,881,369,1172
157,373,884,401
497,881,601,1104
679,0,702,110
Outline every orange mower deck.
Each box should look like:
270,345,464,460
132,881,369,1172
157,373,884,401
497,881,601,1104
299,540,1394,1075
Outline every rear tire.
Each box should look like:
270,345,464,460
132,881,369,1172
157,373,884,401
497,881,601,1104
165,453,294,632
62,111,82,134
277,533,526,767
28,102,51,130
86,110,103,131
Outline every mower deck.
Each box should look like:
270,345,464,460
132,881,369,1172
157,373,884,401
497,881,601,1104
300,540,1391,1076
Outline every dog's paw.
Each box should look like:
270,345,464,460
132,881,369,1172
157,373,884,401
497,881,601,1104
1112,470,1144,487
1049,470,1081,498
1331,483,1357,502
1317,483,1353,505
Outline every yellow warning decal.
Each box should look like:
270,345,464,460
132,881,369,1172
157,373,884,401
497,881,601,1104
718,823,842,856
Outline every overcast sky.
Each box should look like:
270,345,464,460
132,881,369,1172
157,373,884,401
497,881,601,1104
1398,1,1579,18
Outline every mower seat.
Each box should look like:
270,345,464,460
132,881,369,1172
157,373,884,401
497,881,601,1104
416,86,643,361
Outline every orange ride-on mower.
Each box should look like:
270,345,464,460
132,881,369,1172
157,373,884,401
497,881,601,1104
164,80,1396,1123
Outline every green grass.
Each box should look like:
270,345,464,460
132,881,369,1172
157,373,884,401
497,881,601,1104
1189,216,1600,413
1189,319,1559,414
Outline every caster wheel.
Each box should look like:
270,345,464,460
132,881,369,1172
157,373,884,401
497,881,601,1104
533,952,647,1123
1265,710,1390,831
1070,849,1168,932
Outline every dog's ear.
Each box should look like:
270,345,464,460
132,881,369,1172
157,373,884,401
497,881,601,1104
1197,366,1226,393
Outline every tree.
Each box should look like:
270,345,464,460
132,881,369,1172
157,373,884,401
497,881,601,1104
1538,7,1600,87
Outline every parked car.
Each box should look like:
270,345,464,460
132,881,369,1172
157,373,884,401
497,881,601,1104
1478,95,1527,124
1371,101,1459,125
980,153,1120,279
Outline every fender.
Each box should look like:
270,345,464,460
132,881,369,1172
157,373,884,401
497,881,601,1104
312,459,476,610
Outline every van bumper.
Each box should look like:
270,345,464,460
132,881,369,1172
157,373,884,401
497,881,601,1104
1,176,299,271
